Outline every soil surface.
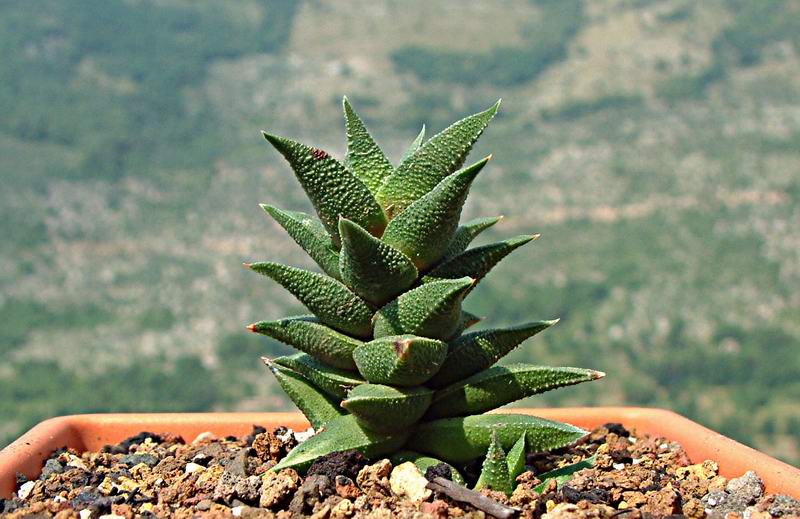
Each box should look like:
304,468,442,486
2,423,799,518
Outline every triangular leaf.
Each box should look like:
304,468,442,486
372,277,474,341
353,335,448,386
377,100,500,214
427,320,558,388
247,262,374,338
533,455,597,493
442,216,503,260
474,432,513,496
342,383,433,432
426,364,604,419
262,132,387,244
249,317,362,370
271,414,409,473
399,125,426,164
506,433,527,481
261,205,340,279
262,358,344,429
413,414,587,464
381,158,488,270
338,218,418,305
423,234,538,291
343,96,394,194
273,353,364,398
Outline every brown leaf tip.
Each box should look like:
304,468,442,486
246,323,257,332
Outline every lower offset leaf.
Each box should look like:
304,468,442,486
261,205,341,279
249,316,363,370
390,451,466,485
342,383,432,432
506,433,527,481
353,335,447,386
372,277,473,341
425,364,604,419
533,455,597,494
427,320,558,388
413,414,587,464
271,414,409,472
474,432,513,496
262,358,344,429
273,353,364,398
247,262,374,339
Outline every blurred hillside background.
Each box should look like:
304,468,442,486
1,0,799,464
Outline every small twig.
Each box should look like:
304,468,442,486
426,477,520,519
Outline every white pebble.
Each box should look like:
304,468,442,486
612,463,626,471
79,510,92,519
276,428,294,442
294,427,316,442
192,431,216,444
232,505,244,517
17,481,36,500
185,462,205,474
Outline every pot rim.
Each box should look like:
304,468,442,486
1,407,798,499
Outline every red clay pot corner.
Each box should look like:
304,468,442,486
1,407,798,499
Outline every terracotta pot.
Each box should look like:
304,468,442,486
1,407,798,499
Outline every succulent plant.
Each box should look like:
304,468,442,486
247,98,604,494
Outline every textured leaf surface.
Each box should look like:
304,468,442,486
273,353,364,398
377,100,500,213
271,414,409,472
262,132,387,243
533,455,597,493
423,235,537,291
353,335,447,386
247,262,374,339
261,205,341,279
343,97,394,194
413,414,587,463
342,383,432,431
442,216,503,260
381,158,488,270
425,364,603,419
427,320,558,388
390,451,466,485
249,316,363,369
372,277,473,341
338,218,418,305
262,358,344,429
474,432,512,495
400,125,426,164
506,433,527,481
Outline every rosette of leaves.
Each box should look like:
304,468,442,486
246,97,604,493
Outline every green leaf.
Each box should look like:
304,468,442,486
400,125,426,164
427,320,558,388
506,433,527,481
423,235,538,291
260,205,341,279
338,218,418,305
425,364,604,419
262,358,344,429
271,414,409,472
342,383,433,432
353,335,448,386
533,455,597,494
390,451,466,485
249,317,362,369
474,432,513,496
342,96,394,194
262,132,387,244
247,262,375,339
377,100,500,214
442,216,503,260
413,414,587,464
372,277,474,341
381,158,488,270
273,353,364,398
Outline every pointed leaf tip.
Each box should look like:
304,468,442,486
246,323,257,332
592,370,606,379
